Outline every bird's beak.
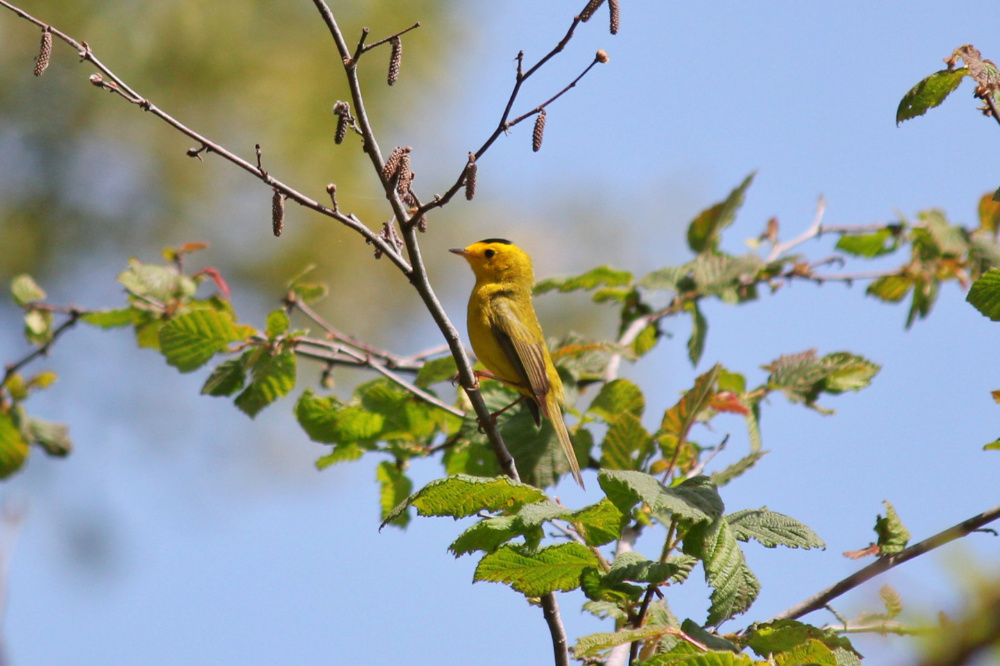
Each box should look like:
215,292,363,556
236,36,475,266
449,248,470,257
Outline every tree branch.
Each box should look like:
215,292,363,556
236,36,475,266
771,503,1000,622
0,0,411,274
2,308,81,387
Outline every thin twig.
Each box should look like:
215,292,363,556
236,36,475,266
981,92,1000,129
293,343,464,419
770,502,1000,622
2,308,81,387
415,13,603,218
0,0,411,274
356,22,420,57
767,196,826,262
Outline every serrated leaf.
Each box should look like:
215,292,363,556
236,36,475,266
234,349,296,417
598,470,723,524
414,356,458,388
638,264,691,292
880,584,903,620
380,475,547,529
314,443,364,469
601,412,653,471
571,498,627,547
81,308,141,328
534,266,633,295
631,323,659,357
711,450,768,487
0,413,29,479
967,268,1000,320
683,518,760,625
295,389,384,444
377,461,413,528
201,356,249,397
573,625,685,659
687,173,756,253
765,350,879,409
896,67,967,124
10,274,46,307
835,229,898,258
874,500,910,555
159,309,245,373
679,619,742,654
744,619,861,661
588,378,645,420
605,551,682,585
726,508,825,549
291,282,329,304
265,309,290,339
691,252,764,303
450,516,521,557
118,259,194,303
473,542,598,596
642,650,755,666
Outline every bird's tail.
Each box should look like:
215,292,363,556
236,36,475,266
548,398,584,489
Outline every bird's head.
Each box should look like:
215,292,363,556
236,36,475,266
449,238,534,285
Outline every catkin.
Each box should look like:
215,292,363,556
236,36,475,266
388,37,402,86
609,0,620,34
395,152,413,195
382,146,407,180
34,28,52,77
333,101,350,144
579,0,605,22
465,160,478,201
272,190,285,237
532,110,546,153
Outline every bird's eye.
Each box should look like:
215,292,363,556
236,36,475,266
484,249,495,259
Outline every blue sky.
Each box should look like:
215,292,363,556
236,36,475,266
3,1,1000,664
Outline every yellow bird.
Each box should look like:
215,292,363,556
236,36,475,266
450,239,585,489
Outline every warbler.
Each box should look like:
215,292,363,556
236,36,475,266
450,239,585,488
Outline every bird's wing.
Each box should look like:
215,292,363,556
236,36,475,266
489,297,551,415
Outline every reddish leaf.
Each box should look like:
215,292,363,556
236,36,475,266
198,267,231,300
708,391,749,415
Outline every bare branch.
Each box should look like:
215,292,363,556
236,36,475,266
0,0,411,274
2,308,81,387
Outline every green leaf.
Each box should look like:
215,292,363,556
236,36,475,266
118,259,195,303
588,378,645,420
0,413,29,479
314,443,364,469
874,500,910,555
774,639,837,666
638,264,691,292
571,498,627,547
691,252,764,303
710,450,768,487
631,323,659,357
686,300,707,366
905,278,938,329
604,551,682,585
600,412,654,471
295,389,384,444
880,584,903,620
726,508,825,549
291,282,328,304
687,172,756,253
380,474,547,529
201,356,250,397
265,309,290,339
744,619,861,662
573,625,687,659
534,266,633,295
896,67,968,124
25,417,72,457
23,309,53,346
377,461,413,529
683,518,760,626
679,619,742,653
450,516,521,557
159,309,246,373
234,349,296,417
866,275,912,303
10,274,46,307
598,470,723,524
414,356,458,388
643,648,752,666
473,542,598,596
765,350,880,411
835,228,898,258
967,268,1000,320
81,308,141,328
